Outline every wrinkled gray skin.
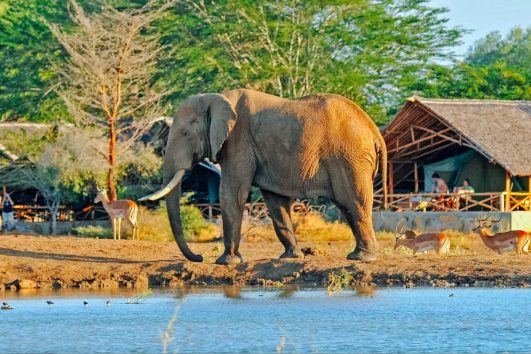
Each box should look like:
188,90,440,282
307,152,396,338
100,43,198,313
158,89,387,264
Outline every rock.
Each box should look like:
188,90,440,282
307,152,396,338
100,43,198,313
134,275,149,288
16,279,37,290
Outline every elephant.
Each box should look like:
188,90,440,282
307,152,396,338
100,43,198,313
140,89,387,264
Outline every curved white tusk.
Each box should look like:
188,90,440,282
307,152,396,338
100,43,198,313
138,169,185,202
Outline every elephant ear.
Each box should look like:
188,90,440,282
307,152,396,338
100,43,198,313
201,93,237,163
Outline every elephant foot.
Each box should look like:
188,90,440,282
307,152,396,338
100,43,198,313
347,249,377,262
279,247,304,259
215,252,243,265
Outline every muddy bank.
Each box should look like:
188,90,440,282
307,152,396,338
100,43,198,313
1,235,529,291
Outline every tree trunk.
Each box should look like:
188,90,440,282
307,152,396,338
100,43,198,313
108,118,117,200
50,202,59,235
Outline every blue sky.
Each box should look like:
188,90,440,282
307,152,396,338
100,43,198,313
429,0,531,57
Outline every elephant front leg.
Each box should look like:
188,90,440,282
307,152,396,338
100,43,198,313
215,183,250,265
261,190,303,259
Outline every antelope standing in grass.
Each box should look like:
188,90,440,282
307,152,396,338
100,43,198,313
94,189,139,240
394,220,450,255
474,214,529,255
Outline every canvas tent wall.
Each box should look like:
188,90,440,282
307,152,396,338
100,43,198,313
423,150,511,193
380,96,531,197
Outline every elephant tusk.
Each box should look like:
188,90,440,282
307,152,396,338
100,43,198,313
138,169,185,202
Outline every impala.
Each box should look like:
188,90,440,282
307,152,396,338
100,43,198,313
94,189,139,240
474,214,529,255
394,221,450,255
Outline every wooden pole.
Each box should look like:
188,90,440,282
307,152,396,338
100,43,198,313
388,162,394,195
505,170,511,211
413,162,419,193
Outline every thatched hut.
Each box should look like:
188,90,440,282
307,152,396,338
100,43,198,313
378,96,531,211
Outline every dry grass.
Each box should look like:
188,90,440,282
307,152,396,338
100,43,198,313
245,213,353,242
136,206,490,257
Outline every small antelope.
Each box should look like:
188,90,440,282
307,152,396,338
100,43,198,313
474,214,529,255
394,220,450,255
94,189,138,240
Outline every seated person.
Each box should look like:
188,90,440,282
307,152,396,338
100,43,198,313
430,173,448,194
453,178,475,194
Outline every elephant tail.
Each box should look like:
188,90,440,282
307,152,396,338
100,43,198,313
377,136,388,209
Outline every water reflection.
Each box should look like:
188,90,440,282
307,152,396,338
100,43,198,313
1,286,139,299
1,287,529,353
277,284,301,299
223,286,242,299
354,284,377,297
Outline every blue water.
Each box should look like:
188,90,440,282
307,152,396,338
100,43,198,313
1,287,529,353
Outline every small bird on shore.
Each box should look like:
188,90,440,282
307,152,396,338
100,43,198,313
449,294,455,298
83,301,88,306
106,300,111,306
1,302,14,310
46,300,54,305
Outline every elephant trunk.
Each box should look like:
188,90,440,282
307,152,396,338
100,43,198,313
165,179,203,262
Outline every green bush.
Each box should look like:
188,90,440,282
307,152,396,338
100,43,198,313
72,225,113,238
138,201,219,242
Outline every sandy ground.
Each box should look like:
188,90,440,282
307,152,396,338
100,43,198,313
1,234,530,290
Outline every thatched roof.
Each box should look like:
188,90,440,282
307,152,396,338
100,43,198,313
384,96,531,177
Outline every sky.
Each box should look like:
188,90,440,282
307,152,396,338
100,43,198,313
429,0,531,57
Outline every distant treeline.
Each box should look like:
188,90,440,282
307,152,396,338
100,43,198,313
0,0,529,125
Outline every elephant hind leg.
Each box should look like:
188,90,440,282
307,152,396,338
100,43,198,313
331,169,378,262
261,189,303,259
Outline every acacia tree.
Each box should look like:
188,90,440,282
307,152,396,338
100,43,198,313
5,127,161,235
48,0,175,200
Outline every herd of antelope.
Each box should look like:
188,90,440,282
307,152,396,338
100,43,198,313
92,188,529,256
394,213,530,255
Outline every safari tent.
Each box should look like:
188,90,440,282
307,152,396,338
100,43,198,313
378,96,531,211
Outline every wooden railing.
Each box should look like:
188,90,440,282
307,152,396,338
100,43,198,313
8,191,530,225
13,205,74,222
196,201,336,222
373,192,531,212
502,192,531,212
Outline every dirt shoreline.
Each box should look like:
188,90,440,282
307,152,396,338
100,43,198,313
1,235,530,291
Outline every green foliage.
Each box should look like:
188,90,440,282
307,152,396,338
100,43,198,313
413,26,531,101
0,0,73,121
1,0,527,126
163,0,466,123
180,204,219,242
325,269,353,294
138,201,219,243
72,225,113,238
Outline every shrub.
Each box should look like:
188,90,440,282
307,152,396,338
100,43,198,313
293,213,352,242
138,202,219,242
72,225,113,238
326,269,353,294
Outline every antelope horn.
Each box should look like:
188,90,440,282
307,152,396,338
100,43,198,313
395,219,406,238
478,212,489,222
138,169,185,202
487,211,502,224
